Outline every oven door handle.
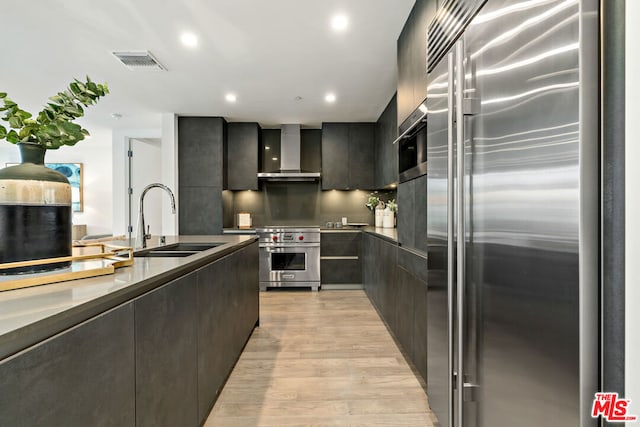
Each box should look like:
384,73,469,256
259,243,320,248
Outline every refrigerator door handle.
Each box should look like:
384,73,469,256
446,48,456,427
455,38,466,427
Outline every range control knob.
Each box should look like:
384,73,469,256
298,235,304,241
272,236,278,241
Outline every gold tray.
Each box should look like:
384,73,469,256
0,243,134,292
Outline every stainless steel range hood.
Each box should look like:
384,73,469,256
257,124,321,181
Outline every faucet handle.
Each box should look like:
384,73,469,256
145,225,151,240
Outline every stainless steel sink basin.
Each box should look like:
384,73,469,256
136,242,224,258
137,251,199,258
152,243,222,252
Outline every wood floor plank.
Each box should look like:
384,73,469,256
205,290,436,426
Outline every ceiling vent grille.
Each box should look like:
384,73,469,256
112,51,166,71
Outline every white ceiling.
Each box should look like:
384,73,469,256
2,0,414,134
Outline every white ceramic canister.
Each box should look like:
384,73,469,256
383,207,395,228
375,207,384,227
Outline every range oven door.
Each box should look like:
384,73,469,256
259,243,320,285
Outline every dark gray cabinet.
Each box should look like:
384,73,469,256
397,174,428,253
261,129,281,172
321,123,375,190
178,117,227,234
348,124,376,189
197,243,259,423
0,304,136,427
0,243,259,427
397,0,438,126
362,233,428,384
135,274,198,427
397,8,415,126
376,94,398,188
321,231,362,286
321,123,349,189
227,122,260,190
301,129,322,173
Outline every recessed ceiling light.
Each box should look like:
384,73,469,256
331,14,349,31
325,93,336,103
180,32,198,48
111,113,122,120
225,93,237,103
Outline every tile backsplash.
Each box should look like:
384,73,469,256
223,182,396,227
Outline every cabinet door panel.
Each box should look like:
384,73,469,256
413,277,428,383
301,129,322,173
197,243,259,423
178,117,226,188
397,180,415,248
376,94,398,188
261,129,281,172
414,174,428,253
348,124,376,190
412,0,437,106
321,232,361,257
0,304,135,427
197,257,234,422
227,123,259,190
321,123,349,190
135,275,198,427
397,16,415,126
321,259,362,284
179,186,223,235
395,267,415,359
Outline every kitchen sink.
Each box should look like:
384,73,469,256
136,242,224,258
137,251,200,258
151,243,222,252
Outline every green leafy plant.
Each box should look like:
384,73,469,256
366,194,382,210
0,77,109,149
386,199,398,213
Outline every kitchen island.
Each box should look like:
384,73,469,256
0,235,259,427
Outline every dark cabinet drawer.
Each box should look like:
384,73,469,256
321,258,362,284
321,232,361,256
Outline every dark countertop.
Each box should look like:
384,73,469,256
0,235,257,361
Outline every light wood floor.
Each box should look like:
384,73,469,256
205,290,437,426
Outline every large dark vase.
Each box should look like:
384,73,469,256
0,142,72,274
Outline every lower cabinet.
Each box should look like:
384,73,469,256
135,274,199,427
362,232,428,383
0,304,136,427
321,231,362,287
196,243,259,423
0,242,259,427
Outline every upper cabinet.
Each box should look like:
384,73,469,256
227,122,260,190
321,123,375,190
397,0,438,126
376,94,398,188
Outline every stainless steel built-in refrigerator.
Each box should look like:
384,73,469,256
425,0,599,426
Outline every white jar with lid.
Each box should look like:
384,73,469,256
383,207,395,228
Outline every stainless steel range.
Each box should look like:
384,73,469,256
257,226,320,291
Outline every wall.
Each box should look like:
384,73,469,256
224,183,396,228
0,129,113,236
626,0,640,415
